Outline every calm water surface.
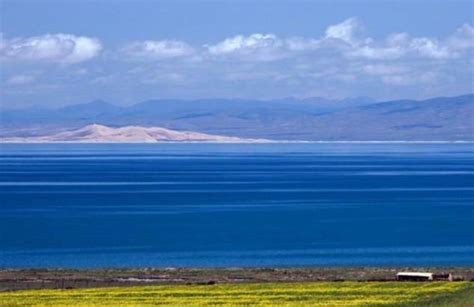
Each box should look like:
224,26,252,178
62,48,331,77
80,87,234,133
0,143,473,268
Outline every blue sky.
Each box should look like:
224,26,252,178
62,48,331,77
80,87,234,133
1,0,473,107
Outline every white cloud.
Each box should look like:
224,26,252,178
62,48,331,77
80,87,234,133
108,19,471,94
115,19,473,65
198,19,361,63
285,37,321,51
386,33,411,47
0,34,102,63
347,36,453,60
207,34,280,54
3,18,471,100
121,40,194,60
347,24,474,61
333,21,474,61
349,45,405,60
206,33,287,61
447,23,474,50
202,18,467,62
6,74,36,85
409,37,452,59
324,17,363,45
206,33,325,61
0,33,6,51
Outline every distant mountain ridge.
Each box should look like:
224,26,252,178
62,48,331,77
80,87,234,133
1,94,473,141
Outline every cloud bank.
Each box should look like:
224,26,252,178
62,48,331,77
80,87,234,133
2,18,473,104
199,18,473,62
0,33,102,63
120,40,194,60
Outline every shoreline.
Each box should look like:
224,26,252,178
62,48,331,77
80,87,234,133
1,267,473,291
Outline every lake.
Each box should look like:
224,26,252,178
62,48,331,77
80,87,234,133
0,143,472,268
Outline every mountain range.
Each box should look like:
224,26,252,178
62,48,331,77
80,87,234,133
1,94,473,141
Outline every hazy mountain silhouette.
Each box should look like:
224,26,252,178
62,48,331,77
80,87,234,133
1,95,472,141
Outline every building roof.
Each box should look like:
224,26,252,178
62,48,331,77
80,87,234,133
396,272,433,277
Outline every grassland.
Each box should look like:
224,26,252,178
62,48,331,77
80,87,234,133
0,281,472,306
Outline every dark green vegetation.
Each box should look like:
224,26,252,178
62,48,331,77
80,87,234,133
420,285,474,306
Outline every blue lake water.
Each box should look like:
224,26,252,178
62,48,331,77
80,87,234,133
0,143,473,268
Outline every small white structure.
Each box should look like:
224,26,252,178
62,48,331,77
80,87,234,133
396,272,433,281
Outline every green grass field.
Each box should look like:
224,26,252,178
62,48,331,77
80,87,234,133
0,282,472,306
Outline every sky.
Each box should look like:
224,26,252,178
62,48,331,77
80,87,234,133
0,0,473,107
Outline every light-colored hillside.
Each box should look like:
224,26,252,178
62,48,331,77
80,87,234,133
1,124,265,143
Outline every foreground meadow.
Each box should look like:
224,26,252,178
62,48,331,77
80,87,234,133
0,281,472,306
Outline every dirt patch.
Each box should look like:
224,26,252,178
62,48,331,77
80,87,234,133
0,267,473,291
